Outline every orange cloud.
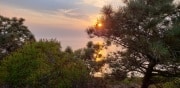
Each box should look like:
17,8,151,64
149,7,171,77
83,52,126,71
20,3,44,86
0,5,91,30
81,0,126,9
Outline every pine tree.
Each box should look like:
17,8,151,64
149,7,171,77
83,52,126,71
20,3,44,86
87,0,180,88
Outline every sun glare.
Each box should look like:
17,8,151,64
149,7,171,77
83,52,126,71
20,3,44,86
97,23,102,27
95,44,107,62
96,50,105,62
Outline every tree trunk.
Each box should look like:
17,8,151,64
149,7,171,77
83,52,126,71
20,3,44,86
141,61,156,88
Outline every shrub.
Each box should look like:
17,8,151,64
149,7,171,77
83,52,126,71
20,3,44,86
0,40,89,88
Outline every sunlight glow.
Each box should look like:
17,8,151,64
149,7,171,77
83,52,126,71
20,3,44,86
93,41,107,62
97,23,102,27
95,49,106,62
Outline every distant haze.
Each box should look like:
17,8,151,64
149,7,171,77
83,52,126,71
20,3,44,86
0,0,125,50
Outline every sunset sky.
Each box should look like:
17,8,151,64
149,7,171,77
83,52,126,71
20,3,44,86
0,0,125,50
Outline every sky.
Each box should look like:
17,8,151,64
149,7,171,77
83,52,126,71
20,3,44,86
0,0,125,50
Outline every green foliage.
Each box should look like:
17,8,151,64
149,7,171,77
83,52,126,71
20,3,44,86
0,15,35,60
162,78,180,88
74,41,104,61
121,77,142,86
74,41,106,75
65,46,73,54
0,40,89,88
149,77,180,88
87,0,180,88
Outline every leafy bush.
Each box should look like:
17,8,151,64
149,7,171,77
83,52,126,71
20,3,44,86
150,77,180,88
0,40,89,88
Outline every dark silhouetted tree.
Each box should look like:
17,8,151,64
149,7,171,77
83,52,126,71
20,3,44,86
65,46,73,54
87,0,180,88
0,15,35,60
74,41,107,76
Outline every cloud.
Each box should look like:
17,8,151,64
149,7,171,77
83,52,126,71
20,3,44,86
55,8,88,20
0,4,91,50
0,4,90,30
0,0,79,12
0,0,119,49
80,0,126,9
0,0,94,20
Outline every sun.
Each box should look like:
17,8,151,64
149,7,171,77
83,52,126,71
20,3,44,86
97,23,102,27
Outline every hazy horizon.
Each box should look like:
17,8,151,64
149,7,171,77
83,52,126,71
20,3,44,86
0,0,125,50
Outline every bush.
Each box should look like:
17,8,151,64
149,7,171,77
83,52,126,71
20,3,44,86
0,40,89,88
150,77,180,88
